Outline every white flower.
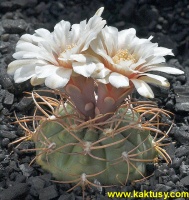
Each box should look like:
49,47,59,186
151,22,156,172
90,26,184,98
7,7,106,89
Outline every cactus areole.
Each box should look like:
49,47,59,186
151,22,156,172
33,102,157,185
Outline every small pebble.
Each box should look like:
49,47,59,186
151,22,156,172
171,174,179,183
180,175,189,186
1,138,10,147
2,19,28,34
0,183,29,200
39,185,58,200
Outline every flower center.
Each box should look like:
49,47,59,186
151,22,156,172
58,44,76,68
62,44,76,54
112,49,136,64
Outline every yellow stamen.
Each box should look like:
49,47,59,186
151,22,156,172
58,44,76,68
112,49,136,64
62,44,76,53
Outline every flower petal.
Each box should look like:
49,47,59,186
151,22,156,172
72,62,96,77
30,76,45,86
95,7,104,16
16,42,41,53
131,79,154,98
145,66,184,74
80,15,106,52
7,59,39,75
45,68,72,89
102,26,118,56
153,47,174,56
35,65,57,78
53,20,71,52
14,65,36,83
70,54,97,63
91,63,111,79
109,72,129,88
138,74,170,87
35,28,51,39
118,28,136,50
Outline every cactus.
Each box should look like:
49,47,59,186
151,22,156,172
19,91,171,188
8,7,180,191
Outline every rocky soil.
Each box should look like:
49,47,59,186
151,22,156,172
0,0,189,199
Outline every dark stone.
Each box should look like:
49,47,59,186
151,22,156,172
8,33,20,43
171,157,183,169
1,34,10,42
176,75,187,84
172,29,189,43
155,165,169,177
38,173,52,183
0,22,5,35
0,103,3,111
19,163,34,177
49,1,65,17
154,184,171,192
15,174,26,183
171,175,179,183
180,176,189,186
1,138,10,147
2,19,28,34
17,141,35,152
0,68,14,91
165,143,176,159
1,158,10,167
0,130,17,139
173,86,189,97
120,0,137,19
174,125,189,144
175,145,189,157
168,168,176,176
3,91,14,105
15,96,33,111
29,176,45,193
39,185,58,200
166,181,175,188
137,4,159,27
9,160,20,171
35,2,47,14
165,99,174,109
13,0,37,9
58,193,75,200
175,96,189,112
0,153,6,161
0,41,10,54
179,164,189,178
121,185,134,192
0,183,29,200
0,89,6,102
75,196,84,200
156,0,174,7
0,1,14,12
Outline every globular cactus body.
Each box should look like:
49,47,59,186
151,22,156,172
33,104,157,185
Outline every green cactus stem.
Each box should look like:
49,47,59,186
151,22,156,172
15,91,172,190
23,91,171,188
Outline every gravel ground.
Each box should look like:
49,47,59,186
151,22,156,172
0,0,189,199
